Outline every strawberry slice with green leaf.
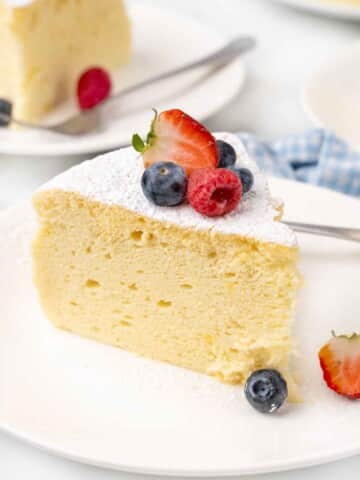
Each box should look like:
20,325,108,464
132,109,218,176
319,332,360,399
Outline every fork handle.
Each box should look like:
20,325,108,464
106,36,256,102
284,221,360,243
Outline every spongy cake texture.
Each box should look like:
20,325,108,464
32,134,299,389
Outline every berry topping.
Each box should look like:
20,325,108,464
141,161,187,207
187,168,242,217
229,167,254,194
245,369,288,414
0,98,12,127
216,140,236,168
319,332,360,399
77,67,112,110
132,109,218,176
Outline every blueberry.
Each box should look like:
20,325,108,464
229,167,254,194
0,98,12,127
216,140,236,168
244,369,288,414
141,162,187,206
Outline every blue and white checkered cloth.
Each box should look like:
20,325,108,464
237,129,360,198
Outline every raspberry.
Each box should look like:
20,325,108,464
77,67,112,110
187,168,242,217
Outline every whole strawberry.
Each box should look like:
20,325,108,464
319,332,360,399
132,109,218,176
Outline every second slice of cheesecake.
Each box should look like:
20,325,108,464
0,0,131,122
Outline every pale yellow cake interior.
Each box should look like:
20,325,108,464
33,190,299,393
0,0,131,122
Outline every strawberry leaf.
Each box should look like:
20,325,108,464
132,133,145,153
146,109,158,145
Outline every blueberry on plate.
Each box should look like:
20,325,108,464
229,167,254,194
244,369,288,414
216,140,236,168
0,98,12,127
141,161,187,207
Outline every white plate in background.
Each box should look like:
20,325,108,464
1,178,360,476
0,3,245,157
272,0,360,19
303,41,360,149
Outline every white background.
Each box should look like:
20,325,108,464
1,0,360,478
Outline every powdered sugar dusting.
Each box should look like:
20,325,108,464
39,133,297,247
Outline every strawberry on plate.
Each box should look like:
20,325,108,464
319,332,360,399
132,109,218,176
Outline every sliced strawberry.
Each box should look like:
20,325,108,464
319,333,360,399
132,109,218,176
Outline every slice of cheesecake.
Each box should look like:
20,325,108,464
32,132,299,392
0,0,131,122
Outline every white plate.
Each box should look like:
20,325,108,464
272,0,360,19
1,178,360,476
0,3,244,157
303,41,360,149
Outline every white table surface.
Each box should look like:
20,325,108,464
2,0,360,478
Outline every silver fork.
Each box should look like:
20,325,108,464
0,36,255,136
284,221,360,243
